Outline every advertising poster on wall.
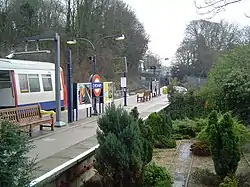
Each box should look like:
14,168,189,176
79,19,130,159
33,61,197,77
103,82,113,104
77,83,92,109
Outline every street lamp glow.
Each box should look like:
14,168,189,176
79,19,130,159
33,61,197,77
66,39,77,45
115,34,125,41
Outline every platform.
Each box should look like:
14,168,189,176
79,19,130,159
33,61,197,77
28,94,169,179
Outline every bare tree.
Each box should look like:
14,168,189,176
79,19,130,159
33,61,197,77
194,0,244,18
172,19,240,79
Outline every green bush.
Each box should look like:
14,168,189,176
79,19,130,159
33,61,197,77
145,112,175,149
197,113,250,147
165,89,207,120
219,176,238,187
190,141,211,156
130,107,139,120
172,118,197,138
138,118,154,165
154,136,176,149
95,104,145,186
208,111,241,179
171,133,183,140
143,163,172,187
199,45,250,125
0,120,37,187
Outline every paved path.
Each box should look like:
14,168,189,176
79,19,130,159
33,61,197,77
29,94,169,179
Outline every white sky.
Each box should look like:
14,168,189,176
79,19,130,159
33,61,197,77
123,0,250,66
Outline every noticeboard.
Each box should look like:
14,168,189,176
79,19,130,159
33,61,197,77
77,83,92,109
103,82,113,104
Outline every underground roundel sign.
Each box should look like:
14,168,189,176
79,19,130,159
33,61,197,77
91,74,102,97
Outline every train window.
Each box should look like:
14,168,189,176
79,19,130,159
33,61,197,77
42,74,53,91
18,74,29,93
0,70,10,82
28,74,40,92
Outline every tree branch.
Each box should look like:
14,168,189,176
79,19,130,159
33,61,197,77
194,0,243,18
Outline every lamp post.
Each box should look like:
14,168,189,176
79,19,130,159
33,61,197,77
158,58,169,95
24,32,65,127
67,34,125,115
112,56,128,106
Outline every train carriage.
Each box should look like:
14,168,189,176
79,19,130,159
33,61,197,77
0,58,67,110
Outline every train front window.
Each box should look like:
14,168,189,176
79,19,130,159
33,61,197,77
0,70,10,82
28,74,40,92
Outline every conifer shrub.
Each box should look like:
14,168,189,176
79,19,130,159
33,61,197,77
208,111,241,179
137,118,154,165
197,113,250,147
145,112,176,149
143,162,172,187
0,120,37,187
94,104,145,186
130,107,139,120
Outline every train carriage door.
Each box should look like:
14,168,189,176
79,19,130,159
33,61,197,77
0,70,16,108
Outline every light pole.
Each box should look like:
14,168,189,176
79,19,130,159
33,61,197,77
112,56,128,106
158,58,169,95
24,32,65,127
67,34,125,115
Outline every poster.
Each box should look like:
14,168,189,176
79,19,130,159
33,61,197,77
77,83,92,109
103,82,113,104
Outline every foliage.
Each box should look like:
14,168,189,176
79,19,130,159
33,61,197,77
172,19,241,80
219,176,238,187
0,120,37,187
165,89,207,120
143,162,172,187
154,136,176,149
197,113,250,147
137,118,154,166
200,44,250,124
172,118,207,139
130,107,139,120
145,111,175,148
172,118,197,138
95,104,145,186
207,111,241,179
191,168,221,186
0,0,149,82
190,141,211,156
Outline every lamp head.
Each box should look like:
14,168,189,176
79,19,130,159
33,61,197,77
66,39,77,45
5,53,14,59
115,34,125,41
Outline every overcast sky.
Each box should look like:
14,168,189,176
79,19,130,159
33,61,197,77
123,0,250,66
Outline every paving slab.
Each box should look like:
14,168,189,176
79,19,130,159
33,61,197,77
30,94,170,179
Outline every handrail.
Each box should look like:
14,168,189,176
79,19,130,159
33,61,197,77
29,102,169,186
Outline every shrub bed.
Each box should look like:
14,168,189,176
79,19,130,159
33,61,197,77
85,105,174,187
190,141,211,156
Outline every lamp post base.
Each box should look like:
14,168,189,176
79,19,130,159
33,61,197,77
55,121,66,127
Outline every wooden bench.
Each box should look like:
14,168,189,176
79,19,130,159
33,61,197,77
137,90,151,102
0,104,54,137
